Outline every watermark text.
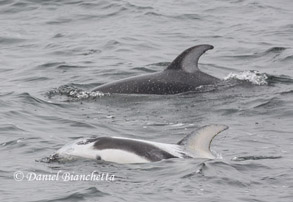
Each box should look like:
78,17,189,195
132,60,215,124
14,170,115,182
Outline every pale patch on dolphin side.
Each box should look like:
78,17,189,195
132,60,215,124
55,139,99,160
111,137,186,158
97,149,150,164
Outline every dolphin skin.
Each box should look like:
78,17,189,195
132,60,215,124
53,125,228,164
92,44,219,94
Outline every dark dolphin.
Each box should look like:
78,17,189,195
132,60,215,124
92,44,219,94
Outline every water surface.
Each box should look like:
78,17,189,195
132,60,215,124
1,0,293,201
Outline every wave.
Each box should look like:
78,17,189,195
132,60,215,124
223,46,293,66
231,155,282,161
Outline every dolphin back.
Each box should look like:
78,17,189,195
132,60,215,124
177,124,228,159
92,44,218,94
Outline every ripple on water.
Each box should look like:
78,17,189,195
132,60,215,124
47,187,110,201
0,36,27,45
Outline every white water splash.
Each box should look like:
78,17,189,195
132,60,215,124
211,150,223,160
224,70,268,85
69,89,108,99
47,85,110,100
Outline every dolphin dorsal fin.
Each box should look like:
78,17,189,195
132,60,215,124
177,124,228,159
167,44,214,73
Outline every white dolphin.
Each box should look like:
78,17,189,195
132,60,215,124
54,124,228,164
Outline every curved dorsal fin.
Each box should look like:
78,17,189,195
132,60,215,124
167,44,214,73
177,124,228,159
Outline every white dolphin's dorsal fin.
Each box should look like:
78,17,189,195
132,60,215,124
177,124,228,159
167,44,214,73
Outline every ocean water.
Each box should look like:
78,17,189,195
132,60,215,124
1,0,293,201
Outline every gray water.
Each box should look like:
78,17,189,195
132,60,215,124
1,0,293,201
